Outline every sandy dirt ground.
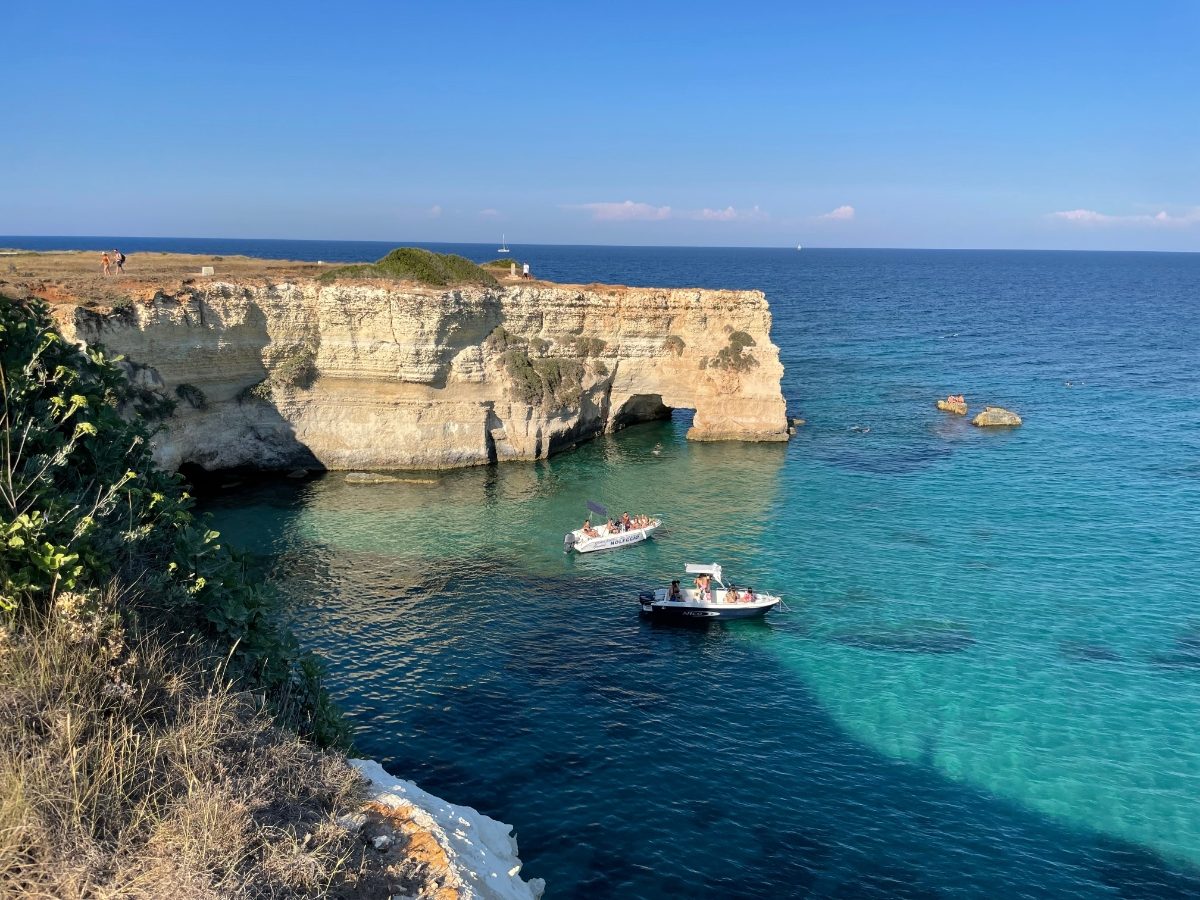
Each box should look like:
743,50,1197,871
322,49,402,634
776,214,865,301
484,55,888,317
0,249,536,310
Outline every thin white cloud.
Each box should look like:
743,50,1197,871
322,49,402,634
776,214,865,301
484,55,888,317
427,204,442,218
818,205,855,221
478,208,501,218
691,205,768,222
570,201,770,223
1049,207,1200,227
575,200,673,221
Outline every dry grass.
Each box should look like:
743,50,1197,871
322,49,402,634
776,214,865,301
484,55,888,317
0,589,371,899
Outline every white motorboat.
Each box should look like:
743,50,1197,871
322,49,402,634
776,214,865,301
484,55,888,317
638,563,781,620
564,501,661,553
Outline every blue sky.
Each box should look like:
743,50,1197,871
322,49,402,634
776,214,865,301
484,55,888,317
4,1,1197,250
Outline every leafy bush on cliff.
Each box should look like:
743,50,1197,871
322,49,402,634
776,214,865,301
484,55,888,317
500,349,543,405
711,331,759,372
570,336,607,357
663,335,685,356
533,358,586,408
237,378,273,404
729,330,756,351
319,247,498,287
499,348,586,409
0,295,345,746
484,325,526,353
175,381,207,409
271,345,317,389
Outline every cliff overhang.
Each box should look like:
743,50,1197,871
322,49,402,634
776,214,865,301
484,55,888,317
43,270,789,471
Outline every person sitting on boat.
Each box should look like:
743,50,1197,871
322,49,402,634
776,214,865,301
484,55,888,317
621,512,633,531
582,519,599,538
694,573,711,601
668,580,683,601
743,587,755,603
606,517,618,534
725,584,737,604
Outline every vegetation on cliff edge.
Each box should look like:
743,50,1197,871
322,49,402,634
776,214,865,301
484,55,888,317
0,293,480,897
0,294,343,745
318,247,499,287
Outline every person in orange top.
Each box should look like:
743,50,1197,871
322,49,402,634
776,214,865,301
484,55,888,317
101,252,111,275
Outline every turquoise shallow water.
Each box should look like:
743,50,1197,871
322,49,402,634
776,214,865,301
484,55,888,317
188,245,1200,897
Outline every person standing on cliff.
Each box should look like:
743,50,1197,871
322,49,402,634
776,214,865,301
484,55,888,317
113,249,126,274
522,262,531,279
101,252,111,276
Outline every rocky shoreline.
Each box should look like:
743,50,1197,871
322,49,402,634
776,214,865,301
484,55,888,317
350,760,545,899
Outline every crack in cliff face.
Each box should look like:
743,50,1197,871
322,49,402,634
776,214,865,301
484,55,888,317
62,280,789,471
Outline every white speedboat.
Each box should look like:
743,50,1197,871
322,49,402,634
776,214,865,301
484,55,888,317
564,501,661,553
565,518,661,553
638,563,781,620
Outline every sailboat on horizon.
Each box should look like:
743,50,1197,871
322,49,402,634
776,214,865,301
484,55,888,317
498,234,510,253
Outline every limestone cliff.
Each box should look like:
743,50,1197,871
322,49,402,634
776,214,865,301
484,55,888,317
59,278,789,471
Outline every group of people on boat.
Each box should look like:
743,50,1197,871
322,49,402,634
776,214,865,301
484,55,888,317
667,576,756,604
581,511,655,539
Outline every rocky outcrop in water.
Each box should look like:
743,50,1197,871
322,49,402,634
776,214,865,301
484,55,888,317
936,398,967,415
971,406,1022,427
59,279,789,471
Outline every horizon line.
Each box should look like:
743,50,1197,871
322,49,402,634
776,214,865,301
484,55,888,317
0,234,1195,255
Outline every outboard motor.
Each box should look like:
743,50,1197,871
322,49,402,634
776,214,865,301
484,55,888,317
563,532,576,552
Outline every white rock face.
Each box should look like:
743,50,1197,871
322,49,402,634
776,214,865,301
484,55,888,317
351,758,546,900
63,279,789,471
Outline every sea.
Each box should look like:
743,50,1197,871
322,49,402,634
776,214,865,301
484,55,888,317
8,237,1200,897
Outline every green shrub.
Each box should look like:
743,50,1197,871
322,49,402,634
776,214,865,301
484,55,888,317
533,358,585,408
319,247,499,287
593,360,609,377
570,336,607,357
174,382,207,409
237,379,273,404
529,336,550,355
663,335,685,356
500,350,586,408
500,349,542,404
0,295,345,746
271,346,317,389
484,325,526,353
710,331,759,372
729,330,756,351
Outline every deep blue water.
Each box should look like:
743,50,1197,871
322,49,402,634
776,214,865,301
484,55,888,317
19,236,1200,896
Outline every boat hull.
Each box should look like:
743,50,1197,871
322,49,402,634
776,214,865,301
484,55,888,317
639,599,779,620
567,522,660,553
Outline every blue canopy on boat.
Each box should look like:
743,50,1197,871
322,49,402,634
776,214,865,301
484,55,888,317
586,500,608,518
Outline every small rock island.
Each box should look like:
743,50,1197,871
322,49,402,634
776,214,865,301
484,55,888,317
972,406,1023,427
11,248,790,473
